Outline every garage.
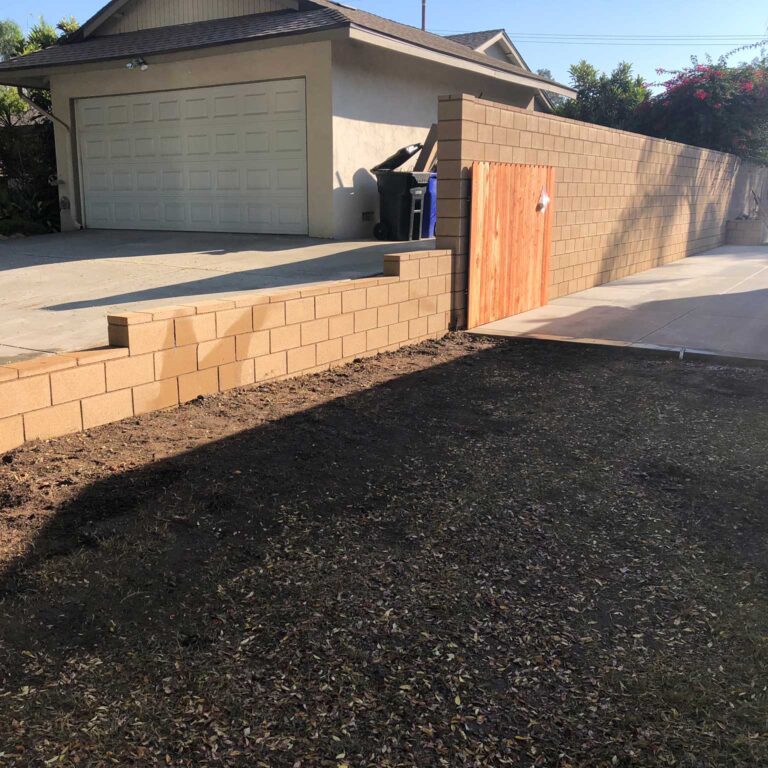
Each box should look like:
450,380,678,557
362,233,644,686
75,78,308,235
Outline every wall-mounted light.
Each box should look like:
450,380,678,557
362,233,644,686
126,57,148,71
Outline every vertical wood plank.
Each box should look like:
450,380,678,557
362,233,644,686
468,162,556,328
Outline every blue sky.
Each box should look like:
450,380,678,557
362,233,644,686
6,0,766,85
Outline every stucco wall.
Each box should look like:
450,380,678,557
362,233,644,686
50,39,334,237
49,38,553,241
437,94,757,307
727,160,768,220
330,41,538,239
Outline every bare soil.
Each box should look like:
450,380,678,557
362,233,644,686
1,334,768,767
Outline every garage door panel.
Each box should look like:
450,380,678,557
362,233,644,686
77,194,308,234
83,162,306,197
76,79,307,234
82,122,306,162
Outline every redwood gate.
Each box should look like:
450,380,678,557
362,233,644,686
467,162,555,328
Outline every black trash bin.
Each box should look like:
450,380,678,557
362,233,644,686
371,144,433,241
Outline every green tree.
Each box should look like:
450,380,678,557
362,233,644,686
0,17,80,123
555,60,649,130
24,18,58,54
0,19,23,60
0,15,80,236
0,20,27,126
536,68,567,109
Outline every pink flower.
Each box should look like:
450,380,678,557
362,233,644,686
694,89,708,100
741,81,754,92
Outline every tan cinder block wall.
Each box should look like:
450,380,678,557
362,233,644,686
0,250,458,454
436,94,752,304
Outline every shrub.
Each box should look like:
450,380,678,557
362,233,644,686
636,59,768,162
0,121,60,236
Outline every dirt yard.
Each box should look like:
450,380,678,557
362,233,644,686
1,334,767,767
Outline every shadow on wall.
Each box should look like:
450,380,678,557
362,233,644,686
572,138,740,291
333,168,380,240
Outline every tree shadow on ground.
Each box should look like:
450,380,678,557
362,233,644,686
2,339,768,765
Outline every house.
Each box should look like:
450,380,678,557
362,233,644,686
0,0,574,239
444,29,555,113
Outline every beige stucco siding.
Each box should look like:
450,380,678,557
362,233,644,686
95,0,298,35
50,40,334,237
482,42,512,63
330,40,537,239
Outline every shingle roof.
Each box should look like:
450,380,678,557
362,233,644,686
444,30,504,50
0,0,572,95
307,1,567,90
0,8,346,72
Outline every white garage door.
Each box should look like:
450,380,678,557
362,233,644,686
75,79,308,234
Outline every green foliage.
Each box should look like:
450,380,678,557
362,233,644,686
24,19,58,54
635,57,768,163
0,121,60,234
0,86,27,127
0,19,23,60
536,68,567,109
555,60,650,130
555,49,768,162
56,17,80,37
0,16,80,235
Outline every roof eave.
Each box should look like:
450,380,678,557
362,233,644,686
0,70,51,89
0,24,350,84
348,26,576,98
72,0,133,40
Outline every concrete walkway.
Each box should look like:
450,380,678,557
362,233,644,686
0,230,433,362
474,245,768,362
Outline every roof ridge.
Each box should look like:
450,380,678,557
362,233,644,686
58,7,304,45
305,0,569,91
447,28,504,36
0,0,573,97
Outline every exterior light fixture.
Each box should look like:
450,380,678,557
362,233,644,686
126,57,148,71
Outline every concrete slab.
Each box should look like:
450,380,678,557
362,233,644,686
0,230,434,362
474,245,768,362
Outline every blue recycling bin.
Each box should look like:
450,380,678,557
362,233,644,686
422,173,437,238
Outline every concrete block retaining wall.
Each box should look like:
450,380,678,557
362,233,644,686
0,250,460,454
436,94,757,304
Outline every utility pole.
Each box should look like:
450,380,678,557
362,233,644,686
421,0,426,31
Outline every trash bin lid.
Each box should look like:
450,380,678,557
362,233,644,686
371,143,423,173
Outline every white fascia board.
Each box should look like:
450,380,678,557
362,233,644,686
477,31,532,73
476,31,507,54
347,27,576,99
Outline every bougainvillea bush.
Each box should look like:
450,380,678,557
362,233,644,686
634,56,768,162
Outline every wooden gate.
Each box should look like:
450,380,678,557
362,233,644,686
468,162,555,328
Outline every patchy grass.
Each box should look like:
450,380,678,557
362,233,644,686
1,334,767,767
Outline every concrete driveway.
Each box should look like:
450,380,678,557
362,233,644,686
0,230,433,362
475,245,768,362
